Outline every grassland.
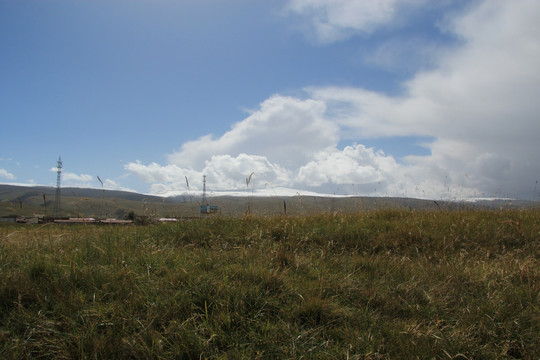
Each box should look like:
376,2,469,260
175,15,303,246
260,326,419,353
0,209,538,359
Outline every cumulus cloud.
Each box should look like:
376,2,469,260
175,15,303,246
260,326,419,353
126,0,540,199
0,168,15,180
203,154,291,190
167,95,338,169
127,96,340,195
297,145,392,186
126,161,200,194
125,100,405,196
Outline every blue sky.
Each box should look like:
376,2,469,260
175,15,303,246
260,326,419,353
1,0,539,200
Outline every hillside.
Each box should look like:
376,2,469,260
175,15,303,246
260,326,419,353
0,184,537,219
0,185,166,219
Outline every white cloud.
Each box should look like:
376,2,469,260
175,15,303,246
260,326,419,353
297,145,393,186
286,0,426,43
127,96,339,196
167,95,338,170
0,168,15,180
127,154,292,196
126,0,540,200
204,154,291,190
125,161,185,184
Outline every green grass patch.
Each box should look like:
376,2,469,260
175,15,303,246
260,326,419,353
0,209,538,359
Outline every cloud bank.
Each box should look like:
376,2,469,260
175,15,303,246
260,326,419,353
126,0,540,200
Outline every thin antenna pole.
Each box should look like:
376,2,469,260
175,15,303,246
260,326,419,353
97,176,104,219
202,175,207,205
42,193,47,217
53,156,62,217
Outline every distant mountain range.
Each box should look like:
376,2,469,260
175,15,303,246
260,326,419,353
0,184,537,219
0,184,162,202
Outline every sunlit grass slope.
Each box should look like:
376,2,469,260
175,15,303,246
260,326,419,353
0,209,538,359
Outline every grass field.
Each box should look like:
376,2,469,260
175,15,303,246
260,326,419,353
0,209,538,359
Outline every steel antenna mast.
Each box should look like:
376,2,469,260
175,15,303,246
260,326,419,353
202,175,207,206
199,175,219,215
53,156,63,217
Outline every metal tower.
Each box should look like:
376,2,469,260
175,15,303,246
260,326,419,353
199,175,219,214
53,156,62,217
202,175,208,206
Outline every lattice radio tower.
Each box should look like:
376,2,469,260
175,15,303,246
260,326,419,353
202,175,208,206
53,156,62,217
